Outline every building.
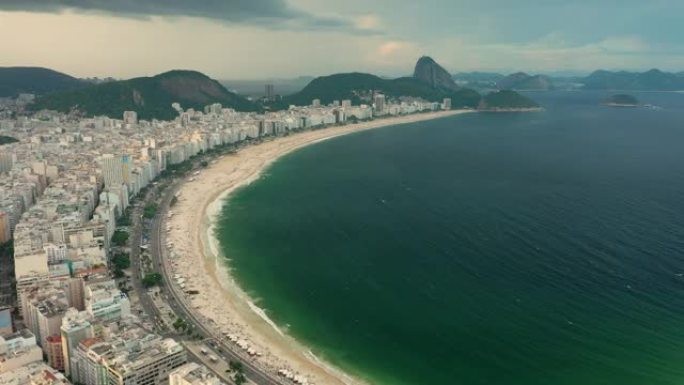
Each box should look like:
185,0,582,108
169,363,226,385
73,327,186,385
43,244,67,265
265,84,275,101
100,155,124,190
122,111,137,126
373,94,386,115
0,329,43,374
0,153,15,174
21,283,70,350
60,309,93,377
45,336,64,371
0,308,11,337
83,280,130,322
0,212,10,244
443,98,452,110
0,361,71,385
311,99,321,108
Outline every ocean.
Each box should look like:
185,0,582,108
216,91,684,385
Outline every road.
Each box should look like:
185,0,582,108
147,177,289,385
127,188,165,329
127,185,240,384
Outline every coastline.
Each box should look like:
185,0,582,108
165,110,470,385
478,107,544,112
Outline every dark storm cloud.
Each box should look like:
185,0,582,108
0,0,359,31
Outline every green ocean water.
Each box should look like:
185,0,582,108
217,91,684,385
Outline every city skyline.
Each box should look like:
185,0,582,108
1,0,683,79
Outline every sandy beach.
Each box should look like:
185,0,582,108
164,110,470,385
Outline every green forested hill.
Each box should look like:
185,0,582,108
32,70,256,120
0,67,86,97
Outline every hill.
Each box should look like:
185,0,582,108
280,72,482,109
582,69,684,90
413,56,459,91
497,72,554,90
0,67,86,97
31,70,256,120
479,90,540,110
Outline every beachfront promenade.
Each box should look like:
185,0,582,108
148,178,288,385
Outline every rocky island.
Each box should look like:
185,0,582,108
603,94,640,107
478,90,542,112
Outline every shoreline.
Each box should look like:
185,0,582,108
165,110,470,385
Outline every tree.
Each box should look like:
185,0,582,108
229,361,243,372
116,212,132,227
0,135,18,145
142,272,163,287
172,317,187,331
0,240,13,258
200,160,209,168
229,361,246,385
143,203,158,219
112,253,130,270
111,230,129,247
234,372,246,385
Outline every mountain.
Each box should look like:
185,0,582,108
280,72,481,109
497,72,553,90
31,70,256,120
0,67,87,97
413,56,460,91
582,69,684,90
479,90,540,110
279,57,539,111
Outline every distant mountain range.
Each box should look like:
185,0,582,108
582,69,684,90
453,72,555,91
497,72,554,90
280,57,537,110
0,67,86,97
452,72,505,83
31,70,256,120
453,69,684,91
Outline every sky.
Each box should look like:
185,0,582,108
0,0,682,80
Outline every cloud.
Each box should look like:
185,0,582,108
377,41,405,57
368,41,420,70
426,34,684,73
355,14,382,31
0,0,364,31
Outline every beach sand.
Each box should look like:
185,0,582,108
165,110,470,385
